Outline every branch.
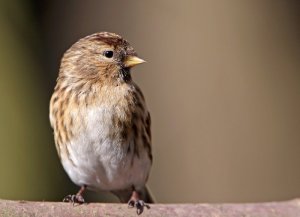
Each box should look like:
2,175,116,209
1,199,300,217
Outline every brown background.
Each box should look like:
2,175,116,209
0,0,299,203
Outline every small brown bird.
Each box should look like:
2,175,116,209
49,32,153,214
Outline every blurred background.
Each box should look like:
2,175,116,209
0,0,300,203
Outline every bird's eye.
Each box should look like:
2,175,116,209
104,51,114,58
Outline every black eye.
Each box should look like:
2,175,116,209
104,51,114,58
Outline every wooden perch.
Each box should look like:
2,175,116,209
1,199,300,217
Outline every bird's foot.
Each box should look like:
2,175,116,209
128,199,150,215
63,194,85,205
63,185,87,205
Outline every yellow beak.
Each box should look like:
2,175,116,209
124,56,146,68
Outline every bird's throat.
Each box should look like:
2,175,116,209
119,68,132,82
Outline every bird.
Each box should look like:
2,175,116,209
49,32,153,214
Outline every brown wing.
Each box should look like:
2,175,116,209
144,111,152,163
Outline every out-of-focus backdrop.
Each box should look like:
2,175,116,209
1,0,299,203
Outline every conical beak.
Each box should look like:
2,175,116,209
124,56,146,68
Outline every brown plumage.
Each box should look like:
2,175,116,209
49,32,153,215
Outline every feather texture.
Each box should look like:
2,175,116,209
49,32,153,213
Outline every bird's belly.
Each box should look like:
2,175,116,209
61,106,151,191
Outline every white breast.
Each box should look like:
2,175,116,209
61,97,151,192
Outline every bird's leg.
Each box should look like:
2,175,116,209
63,185,86,205
128,190,150,215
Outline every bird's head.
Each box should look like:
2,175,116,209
59,32,145,85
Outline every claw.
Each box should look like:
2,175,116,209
128,199,150,215
63,194,85,205
63,185,86,205
128,199,135,208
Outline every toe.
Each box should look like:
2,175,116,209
75,195,85,204
63,194,85,205
128,200,135,208
135,200,148,215
63,195,72,202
